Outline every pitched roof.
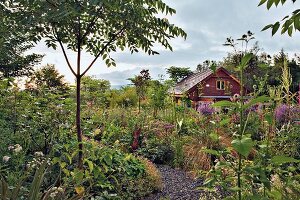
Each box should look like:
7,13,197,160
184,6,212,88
172,68,213,95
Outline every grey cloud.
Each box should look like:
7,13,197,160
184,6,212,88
33,0,300,84
94,66,167,86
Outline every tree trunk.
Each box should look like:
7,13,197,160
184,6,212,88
138,97,141,113
76,76,83,169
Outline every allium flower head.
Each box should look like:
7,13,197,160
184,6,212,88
197,103,214,116
275,104,290,124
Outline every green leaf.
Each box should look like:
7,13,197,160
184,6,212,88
271,156,299,165
258,0,268,6
103,154,112,166
203,177,216,186
220,118,231,126
243,95,270,109
267,0,274,9
261,24,273,31
264,114,273,124
246,194,268,200
201,148,221,156
213,100,238,108
28,161,47,200
84,159,94,173
209,62,217,73
209,132,219,142
272,22,280,35
241,53,253,67
288,25,293,36
232,137,254,157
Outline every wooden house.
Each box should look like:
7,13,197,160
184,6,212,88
171,67,249,108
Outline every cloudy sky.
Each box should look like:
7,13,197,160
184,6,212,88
31,0,300,86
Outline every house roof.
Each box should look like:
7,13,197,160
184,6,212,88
172,68,213,95
171,67,241,95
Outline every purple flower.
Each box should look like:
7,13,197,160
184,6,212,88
164,124,175,130
197,103,215,116
275,104,300,124
275,104,289,124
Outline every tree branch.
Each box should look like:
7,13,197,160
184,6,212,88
80,5,104,40
80,27,125,77
57,39,77,76
52,26,77,76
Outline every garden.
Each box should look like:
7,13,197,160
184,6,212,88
1,0,300,200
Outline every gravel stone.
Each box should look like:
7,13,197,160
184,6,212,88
142,165,217,200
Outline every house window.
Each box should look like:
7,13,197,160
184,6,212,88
216,80,225,90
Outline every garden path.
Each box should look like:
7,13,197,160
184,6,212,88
142,165,217,200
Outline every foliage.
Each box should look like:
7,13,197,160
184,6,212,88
27,64,70,93
0,3,42,79
129,69,151,113
81,76,110,108
109,87,138,108
197,60,218,72
2,0,186,168
148,79,169,117
200,39,300,199
121,157,162,198
166,66,193,83
52,140,148,199
259,0,298,36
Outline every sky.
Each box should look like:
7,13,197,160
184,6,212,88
30,0,300,86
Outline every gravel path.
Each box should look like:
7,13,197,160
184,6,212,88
142,165,216,200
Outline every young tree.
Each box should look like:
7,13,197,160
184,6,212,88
196,60,215,72
129,69,151,113
28,64,69,93
166,66,192,83
149,79,168,117
81,76,110,107
2,0,186,168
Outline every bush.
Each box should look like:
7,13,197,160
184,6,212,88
119,157,162,199
52,139,162,199
137,137,174,165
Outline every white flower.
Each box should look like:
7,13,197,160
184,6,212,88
49,192,57,198
57,187,64,193
34,151,44,157
3,156,10,163
13,144,22,153
8,145,14,150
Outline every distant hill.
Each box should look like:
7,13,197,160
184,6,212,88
111,84,126,89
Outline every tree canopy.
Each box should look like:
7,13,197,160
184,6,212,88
1,0,186,167
0,3,42,79
27,64,69,93
166,66,193,83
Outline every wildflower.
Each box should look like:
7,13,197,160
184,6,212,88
275,104,289,124
57,187,64,193
13,144,22,153
8,145,14,150
50,191,57,198
34,151,44,157
163,123,175,130
3,156,10,163
197,103,214,116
